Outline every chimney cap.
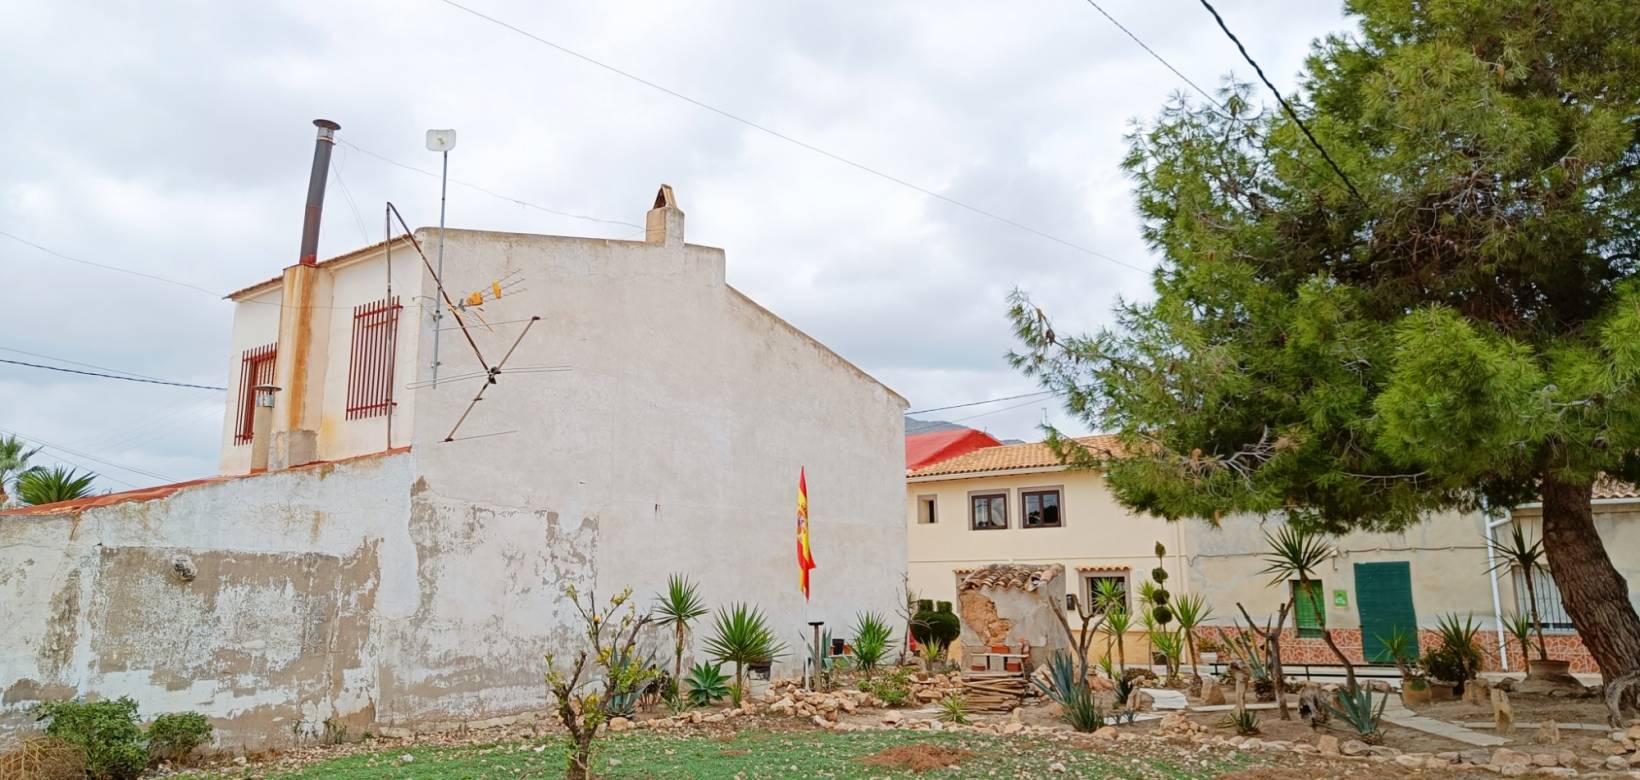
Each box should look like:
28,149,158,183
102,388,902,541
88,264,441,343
313,119,340,131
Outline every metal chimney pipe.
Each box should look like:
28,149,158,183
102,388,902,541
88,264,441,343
297,119,341,266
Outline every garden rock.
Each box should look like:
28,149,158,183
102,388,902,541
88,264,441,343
1200,680,1226,706
1317,735,1340,755
1490,748,1532,769
1608,756,1631,771
1537,720,1560,745
608,717,630,733
1341,739,1370,757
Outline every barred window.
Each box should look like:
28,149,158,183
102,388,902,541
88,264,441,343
1514,567,1575,632
233,343,277,444
345,296,401,420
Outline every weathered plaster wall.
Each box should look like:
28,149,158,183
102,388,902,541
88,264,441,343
404,228,907,680
1,452,415,750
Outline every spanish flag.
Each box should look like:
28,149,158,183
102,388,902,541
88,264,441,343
797,468,817,600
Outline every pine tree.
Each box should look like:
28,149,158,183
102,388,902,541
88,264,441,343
1011,0,1640,680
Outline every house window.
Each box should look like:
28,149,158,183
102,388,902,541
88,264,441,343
969,492,1007,530
1021,488,1062,528
1514,567,1575,632
345,296,402,420
1083,574,1128,614
233,342,277,444
1291,580,1325,638
916,495,938,525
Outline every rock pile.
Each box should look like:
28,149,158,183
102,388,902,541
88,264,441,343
760,681,881,721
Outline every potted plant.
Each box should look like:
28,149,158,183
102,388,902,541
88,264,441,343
1487,527,1578,685
1379,628,1430,706
1421,613,1482,700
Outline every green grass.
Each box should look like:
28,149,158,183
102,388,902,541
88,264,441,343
194,728,1254,779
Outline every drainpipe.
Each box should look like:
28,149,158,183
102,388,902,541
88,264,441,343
1481,496,1512,671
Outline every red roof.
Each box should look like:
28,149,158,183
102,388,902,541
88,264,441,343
905,428,1002,471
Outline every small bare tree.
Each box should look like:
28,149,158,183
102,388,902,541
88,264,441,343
1050,592,1108,683
545,585,656,780
1237,601,1292,721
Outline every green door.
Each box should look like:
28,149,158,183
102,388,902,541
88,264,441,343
1355,562,1418,664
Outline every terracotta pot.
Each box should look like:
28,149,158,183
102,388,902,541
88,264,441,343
1400,678,1431,706
1427,681,1459,701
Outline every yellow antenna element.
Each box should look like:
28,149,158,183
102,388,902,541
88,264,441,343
465,290,484,307
492,281,503,300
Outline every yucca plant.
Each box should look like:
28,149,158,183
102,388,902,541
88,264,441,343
917,639,944,668
653,574,708,693
1423,612,1483,693
1173,593,1212,674
703,603,787,705
1219,708,1260,736
1501,611,1538,666
1488,527,1551,662
1377,627,1422,682
1103,606,1131,673
849,612,896,681
16,466,97,506
685,661,731,706
936,692,970,725
1325,686,1387,744
1151,629,1185,682
1031,650,1104,732
1261,526,1355,691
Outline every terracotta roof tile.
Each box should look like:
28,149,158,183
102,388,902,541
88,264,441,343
908,434,1123,478
958,563,1064,592
1594,477,1640,501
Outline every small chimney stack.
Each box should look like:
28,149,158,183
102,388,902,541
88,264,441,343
645,184,684,248
297,119,341,267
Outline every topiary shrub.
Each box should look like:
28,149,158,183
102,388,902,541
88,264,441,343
911,607,960,651
147,712,213,765
34,698,148,780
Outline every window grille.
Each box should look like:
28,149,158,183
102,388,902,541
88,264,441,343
1514,567,1575,632
233,343,277,444
345,296,401,420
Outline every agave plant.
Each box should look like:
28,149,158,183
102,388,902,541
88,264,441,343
16,466,97,506
1172,593,1213,674
850,612,896,680
1032,651,1104,732
653,574,708,691
685,661,731,706
1261,526,1355,690
1325,686,1387,744
703,603,787,705
1488,526,1551,662
1219,708,1260,736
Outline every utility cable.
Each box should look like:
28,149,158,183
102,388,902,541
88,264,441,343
1194,0,1362,200
906,391,1055,416
0,347,169,383
0,358,225,391
433,0,1147,273
0,427,178,484
1080,0,1219,107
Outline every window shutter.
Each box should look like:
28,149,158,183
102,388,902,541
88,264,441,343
1292,580,1325,638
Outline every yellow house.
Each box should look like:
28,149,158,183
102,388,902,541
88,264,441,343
905,436,1189,659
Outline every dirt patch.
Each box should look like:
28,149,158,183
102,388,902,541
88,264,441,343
717,749,748,757
859,744,975,773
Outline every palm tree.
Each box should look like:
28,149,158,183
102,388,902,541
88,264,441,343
0,434,42,506
1103,606,1131,674
1261,526,1356,691
1173,593,1213,675
16,466,97,506
1091,578,1127,669
703,603,786,706
653,574,708,693
1487,526,1551,662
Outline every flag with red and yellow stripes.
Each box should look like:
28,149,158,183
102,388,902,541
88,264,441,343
797,467,816,600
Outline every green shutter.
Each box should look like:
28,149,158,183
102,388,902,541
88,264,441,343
1292,580,1325,638
1356,562,1418,664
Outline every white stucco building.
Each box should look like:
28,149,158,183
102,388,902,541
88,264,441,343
0,187,907,748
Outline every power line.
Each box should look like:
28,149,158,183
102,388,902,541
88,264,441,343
1080,0,1219,107
0,229,222,296
0,427,177,485
906,391,1055,416
952,395,1053,423
432,0,1146,273
1194,0,1362,200
0,358,225,391
0,347,169,383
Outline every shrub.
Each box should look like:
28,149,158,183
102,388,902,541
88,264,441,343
911,608,960,651
1422,613,1483,692
34,698,148,780
147,712,212,765
685,662,731,707
1219,708,1260,735
545,586,658,780
862,666,912,707
937,693,970,725
703,603,786,706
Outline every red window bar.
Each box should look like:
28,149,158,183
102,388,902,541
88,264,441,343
234,343,277,444
345,296,402,420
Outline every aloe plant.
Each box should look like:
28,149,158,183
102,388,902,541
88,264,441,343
703,603,787,705
653,574,708,692
1488,526,1551,662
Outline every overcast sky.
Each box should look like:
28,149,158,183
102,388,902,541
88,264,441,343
1,0,1352,493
